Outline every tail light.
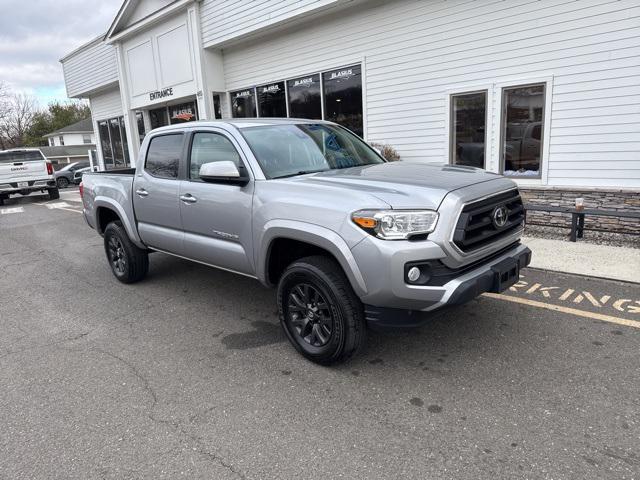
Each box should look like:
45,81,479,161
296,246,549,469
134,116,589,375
79,182,84,199
46,162,53,175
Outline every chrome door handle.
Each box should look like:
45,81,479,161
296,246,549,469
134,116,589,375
180,194,197,204
135,188,149,197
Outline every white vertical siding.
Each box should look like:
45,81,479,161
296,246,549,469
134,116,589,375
89,88,124,121
200,0,346,47
61,36,119,98
221,0,640,188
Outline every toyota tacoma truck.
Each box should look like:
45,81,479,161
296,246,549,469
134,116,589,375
80,119,530,364
0,148,59,205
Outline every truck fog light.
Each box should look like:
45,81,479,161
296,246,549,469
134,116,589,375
407,267,421,282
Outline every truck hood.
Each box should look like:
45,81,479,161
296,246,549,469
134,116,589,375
285,162,505,209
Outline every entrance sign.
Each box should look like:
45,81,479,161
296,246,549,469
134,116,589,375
150,87,174,101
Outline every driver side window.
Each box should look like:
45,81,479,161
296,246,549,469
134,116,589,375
189,132,241,180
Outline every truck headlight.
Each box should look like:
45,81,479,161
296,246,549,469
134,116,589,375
351,210,438,240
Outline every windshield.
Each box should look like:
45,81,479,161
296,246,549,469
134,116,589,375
0,150,45,164
240,123,385,179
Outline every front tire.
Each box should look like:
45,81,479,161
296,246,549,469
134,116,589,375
277,256,365,365
48,187,60,200
103,221,149,284
56,177,69,189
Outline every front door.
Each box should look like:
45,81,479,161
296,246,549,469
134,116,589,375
179,130,254,275
132,132,185,254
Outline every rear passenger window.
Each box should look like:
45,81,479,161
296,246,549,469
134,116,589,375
145,134,183,178
189,132,241,180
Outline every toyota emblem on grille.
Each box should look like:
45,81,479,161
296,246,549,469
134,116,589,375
492,205,509,228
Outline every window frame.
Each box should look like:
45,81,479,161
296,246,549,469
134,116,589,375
82,134,92,144
185,129,248,183
448,89,489,169
143,132,185,180
498,82,547,180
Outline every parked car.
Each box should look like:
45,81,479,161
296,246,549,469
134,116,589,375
0,148,59,205
73,166,97,184
54,161,90,188
80,119,530,364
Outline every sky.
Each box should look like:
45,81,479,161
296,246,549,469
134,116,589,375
0,0,122,107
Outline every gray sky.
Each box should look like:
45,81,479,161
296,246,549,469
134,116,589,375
0,0,122,106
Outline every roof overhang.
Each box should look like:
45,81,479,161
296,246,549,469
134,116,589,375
105,0,198,44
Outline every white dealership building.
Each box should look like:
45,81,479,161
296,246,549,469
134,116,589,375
61,0,640,230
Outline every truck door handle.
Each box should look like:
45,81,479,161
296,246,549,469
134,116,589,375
135,188,149,197
180,194,197,204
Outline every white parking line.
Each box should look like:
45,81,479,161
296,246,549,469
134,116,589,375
1,207,24,215
44,202,72,209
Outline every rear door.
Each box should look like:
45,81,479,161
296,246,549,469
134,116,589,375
132,133,185,254
0,150,49,185
179,129,255,275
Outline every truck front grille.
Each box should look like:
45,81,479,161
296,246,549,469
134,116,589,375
453,189,524,252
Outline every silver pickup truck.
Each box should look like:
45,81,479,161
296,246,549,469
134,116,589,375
80,119,530,364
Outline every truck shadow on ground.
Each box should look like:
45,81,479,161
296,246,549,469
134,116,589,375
146,252,521,369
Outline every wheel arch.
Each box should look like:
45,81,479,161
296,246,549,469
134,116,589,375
259,221,367,297
93,197,145,249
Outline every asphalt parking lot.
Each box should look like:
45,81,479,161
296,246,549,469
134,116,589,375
1,189,639,480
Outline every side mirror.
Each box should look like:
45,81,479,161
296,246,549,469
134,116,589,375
199,161,249,186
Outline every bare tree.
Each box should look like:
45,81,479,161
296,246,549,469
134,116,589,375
0,91,38,150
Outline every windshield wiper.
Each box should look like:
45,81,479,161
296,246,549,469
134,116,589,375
273,169,328,179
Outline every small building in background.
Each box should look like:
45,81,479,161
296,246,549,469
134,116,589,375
41,118,96,167
43,118,95,147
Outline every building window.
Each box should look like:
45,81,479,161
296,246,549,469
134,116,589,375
136,111,146,143
145,134,183,179
450,91,487,168
257,82,286,118
230,64,363,135
322,65,363,137
150,107,169,130
501,84,545,177
169,101,198,124
82,134,92,144
98,116,130,169
212,94,222,119
231,89,256,118
48,138,54,146
59,135,65,146
287,74,321,120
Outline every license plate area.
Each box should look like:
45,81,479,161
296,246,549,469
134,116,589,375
17,181,29,188
491,258,519,293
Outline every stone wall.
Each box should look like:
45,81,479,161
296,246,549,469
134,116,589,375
520,187,640,235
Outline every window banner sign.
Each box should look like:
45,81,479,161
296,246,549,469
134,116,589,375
169,101,198,124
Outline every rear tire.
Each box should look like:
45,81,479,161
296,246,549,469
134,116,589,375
103,221,149,284
48,187,60,200
277,255,366,365
56,177,69,189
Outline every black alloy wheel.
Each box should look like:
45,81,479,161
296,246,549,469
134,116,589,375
287,283,334,347
57,177,69,189
107,235,127,276
277,255,365,365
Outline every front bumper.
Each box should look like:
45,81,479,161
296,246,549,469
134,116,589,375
350,238,531,329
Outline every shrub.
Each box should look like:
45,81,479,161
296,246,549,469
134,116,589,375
370,142,401,161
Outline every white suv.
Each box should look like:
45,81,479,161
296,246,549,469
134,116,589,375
0,149,59,205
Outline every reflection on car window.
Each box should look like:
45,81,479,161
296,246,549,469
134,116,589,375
189,133,241,180
241,123,384,179
145,134,183,179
